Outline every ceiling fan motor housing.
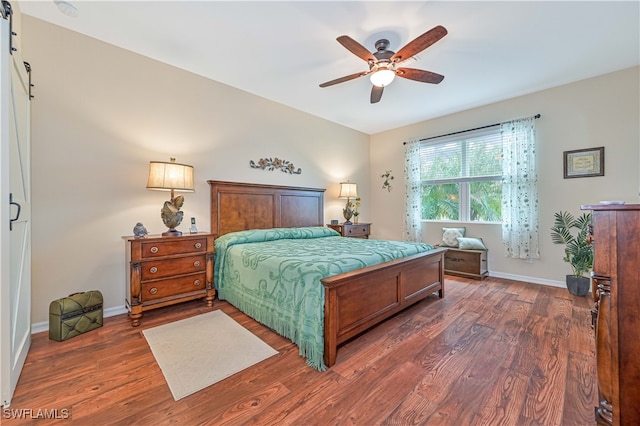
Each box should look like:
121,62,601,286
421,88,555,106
319,26,448,103
375,39,391,52
371,42,395,73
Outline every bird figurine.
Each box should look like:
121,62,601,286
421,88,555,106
133,222,148,238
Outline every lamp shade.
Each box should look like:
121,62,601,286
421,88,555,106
370,69,396,87
339,182,358,199
146,158,194,192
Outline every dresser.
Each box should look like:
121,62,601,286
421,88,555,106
124,233,215,326
327,222,371,239
581,204,640,426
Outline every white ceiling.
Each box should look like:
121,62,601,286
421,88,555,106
18,1,640,135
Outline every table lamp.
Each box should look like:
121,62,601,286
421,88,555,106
146,158,194,236
339,181,358,224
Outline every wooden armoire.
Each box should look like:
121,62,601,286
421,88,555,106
581,204,640,425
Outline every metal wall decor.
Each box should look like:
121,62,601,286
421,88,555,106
250,157,302,175
381,170,394,191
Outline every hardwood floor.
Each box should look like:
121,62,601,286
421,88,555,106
4,276,598,425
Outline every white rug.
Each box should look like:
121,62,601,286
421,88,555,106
142,310,278,400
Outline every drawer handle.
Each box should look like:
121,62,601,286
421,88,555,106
194,261,201,267
194,242,202,249
150,247,158,253
194,280,201,286
149,287,158,295
150,267,158,273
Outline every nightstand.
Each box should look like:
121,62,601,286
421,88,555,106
327,223,371,239
123,233,215,326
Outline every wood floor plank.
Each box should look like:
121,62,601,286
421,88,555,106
338,361,425,425
470,366,530,426
510,312,549,378
562,351,599,425
383,315,494,423
570,302,598,358
519,327,569,425
3,276,597,425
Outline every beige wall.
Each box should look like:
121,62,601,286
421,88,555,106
22,17,369,325
370,66,640,285
19,14,640,326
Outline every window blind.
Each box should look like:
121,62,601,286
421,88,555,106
420,126,502,182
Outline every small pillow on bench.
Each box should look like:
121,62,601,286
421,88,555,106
456,237,487,250
441,227,466,247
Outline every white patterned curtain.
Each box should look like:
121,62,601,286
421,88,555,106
404,139,423,242
501,117,540,259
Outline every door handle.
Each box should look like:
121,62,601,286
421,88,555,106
9,193,21,231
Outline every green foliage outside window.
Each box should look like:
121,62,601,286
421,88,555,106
469,181,502,222
422,183,459,221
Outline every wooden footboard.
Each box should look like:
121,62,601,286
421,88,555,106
321,247,446,367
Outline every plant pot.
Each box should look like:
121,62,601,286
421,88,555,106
566,275,590,297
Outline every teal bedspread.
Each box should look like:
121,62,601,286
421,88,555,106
214,226,434,370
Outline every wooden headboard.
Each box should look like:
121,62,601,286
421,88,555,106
208,180,326,238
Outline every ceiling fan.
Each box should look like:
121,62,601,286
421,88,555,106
319,25,448,104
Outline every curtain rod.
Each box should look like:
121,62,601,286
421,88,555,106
403,114,541,145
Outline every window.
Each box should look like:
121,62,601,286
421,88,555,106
419,127,502,222
405,116,538,256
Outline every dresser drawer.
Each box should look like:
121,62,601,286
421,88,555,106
140,254,206,280
141,238,208,258
141,273,206,301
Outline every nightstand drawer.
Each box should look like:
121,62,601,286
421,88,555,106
344,224,370,238
327,223,371,239
140,254,206,280
141,273,206,301
141,238,208,258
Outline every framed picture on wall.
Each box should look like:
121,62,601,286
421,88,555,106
563,147,604,178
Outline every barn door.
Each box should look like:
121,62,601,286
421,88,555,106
1,1,32,407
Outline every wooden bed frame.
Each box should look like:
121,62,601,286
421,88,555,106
208,180,446,368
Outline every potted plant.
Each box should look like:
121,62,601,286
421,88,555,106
352,198,361,223
550,210,593,296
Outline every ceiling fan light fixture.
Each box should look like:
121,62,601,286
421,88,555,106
370,69,395,87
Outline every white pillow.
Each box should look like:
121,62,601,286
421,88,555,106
457,237,487,250
441,227,466,247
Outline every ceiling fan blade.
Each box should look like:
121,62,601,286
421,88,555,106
391,25,448,62
337,35,376,62
370,85,384,104
319,71,369,88
396,68,445,84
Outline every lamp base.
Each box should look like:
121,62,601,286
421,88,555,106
162,228,182,237
343,220,353,225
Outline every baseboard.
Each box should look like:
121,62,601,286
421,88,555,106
31,305,128,335
487,271,568,289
